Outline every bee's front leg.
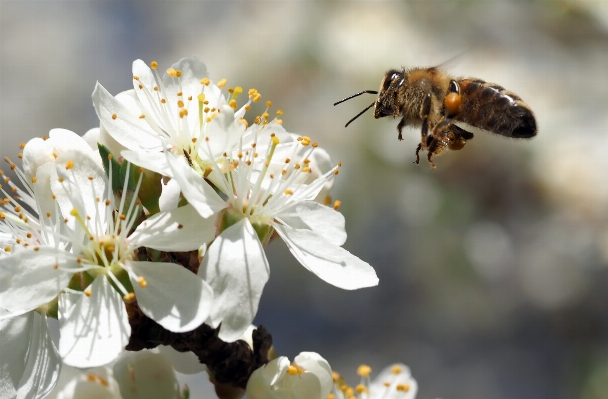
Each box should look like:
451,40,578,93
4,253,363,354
397,117,407,141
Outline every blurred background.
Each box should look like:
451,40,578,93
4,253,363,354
2,1,608,398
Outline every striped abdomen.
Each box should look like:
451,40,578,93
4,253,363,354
457,79,537,138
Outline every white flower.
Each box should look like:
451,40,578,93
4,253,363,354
1,144,215,367
0,311,61,399
56,366,122,399
332,364,418,399
167,133,378,341
246,352,333,399
112,350,181,399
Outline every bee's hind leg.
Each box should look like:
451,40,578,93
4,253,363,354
414,143,422,164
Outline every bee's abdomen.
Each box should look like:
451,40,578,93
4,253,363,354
458,79,537,138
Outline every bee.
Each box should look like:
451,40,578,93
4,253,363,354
334,67,537,168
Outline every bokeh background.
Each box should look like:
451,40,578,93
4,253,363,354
2,1,608,398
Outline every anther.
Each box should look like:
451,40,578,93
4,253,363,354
217,78,227,88
396,383,410,392
85,289,92,297
177,224,183,229
333,200,341,210
200,78,210,86
137,276,148,288
266,100,272,107
357,365,372,378
167,67,178,77
112,114,117,120
150,61,158,69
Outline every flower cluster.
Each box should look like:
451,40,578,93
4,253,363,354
0,56,388,398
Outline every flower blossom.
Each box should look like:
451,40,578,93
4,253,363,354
331,363,418,399
1,138,215,367
246,352,333,399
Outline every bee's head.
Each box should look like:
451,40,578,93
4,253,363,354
374,69,405,119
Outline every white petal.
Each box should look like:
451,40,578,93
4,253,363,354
48,129,102,166
129,204,215,251
165,152,226,218
274,224,378,290
120,150,173,177
0,312,61,399
369,363,418,399
59,277,130,368
0,247,77,312
81,127,101,151
246,357,288,399
277,201,346,246
159,179,181,212
126,261,213,333
294,352,332,398
92,82,163,152
202,105,245,158
113,350,180,399
156,346,206,375
22,138,56,182
198,219,270,342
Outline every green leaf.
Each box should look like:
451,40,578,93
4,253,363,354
98,143,122,193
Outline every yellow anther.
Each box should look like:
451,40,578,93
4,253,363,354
287,365,298,376
383,382,390,387
228,88,234,94
46,211,51,217
201,77,210,86
85,289,92,297
253,93,262,102
133,76,140,81
192,138,198,143
204,107,210,113
266,100,272,107
31,177,37,183
119,214,126,221
161,98,167,104
3,246,11,252
262,112,269,119
284,189,293,196
179,108,188,118
177,223,184,229
357,365,372,378
217,78,227,88
176,69,182,77
177,91,183,97
65,160,74,170
188,96,192,101
139,114,146,119
248,88,257,96
112,114,117,120
138,84,143,89
302,167,311,173
334,170,340,175
107,154,113,160
123,293,135,301
328,394,335,399
275,119,283,125
137,276,148,287
332,371,340,382
229,99,238,109
154,86,159,91
245,105,251,111
277,109,283,115
167,67,178,77
333,200,341,210
105,199,111,206
254,116,261,124
177,100,185,108
150,61,158,69
301,140,310,146
391,365,403,374
312,142,318,148
239,118,248,128
285,158,291,163
355,384,367,394
20,142,26,149
396,383,410,392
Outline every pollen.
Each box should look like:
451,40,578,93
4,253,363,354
312,142,318,148
112,114,117,120
138,84,143,89
123,292,135,301
396,383,410,392
334,169,340,175
355,384,367,394
119,214,126,221
150,61,158,69
229,99,237,109
107,154,113,160
179,108,188,118
14,206,21,212
333,200,342,210
332,371,340,382
139,114,145,119
137,276,148,288
133,76,140,81
391,365,403,374
3,246,11,252
287,365,298,376
357,365,372,378
200,77,210,86
167,67,178,77
161,99,167,104
105,199,111,206
266,100,272,107
284,189,293,196
85,289,92,297
253,92,262,102
277,109,283,115
177,100,185,108
53,263,58,269
217,78,227,88
46,211,51,217
20,142,26,149
245,105,251,111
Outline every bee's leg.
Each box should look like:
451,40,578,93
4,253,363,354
397,117,407,141
414,143,422,164
420,93,432,139
427,151,437,169
446,125,474,151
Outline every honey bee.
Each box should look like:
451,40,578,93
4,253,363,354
334,67,537,168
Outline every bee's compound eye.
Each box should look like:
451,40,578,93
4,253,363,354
391,73,399,80
444,92,462,116
448,80,460,94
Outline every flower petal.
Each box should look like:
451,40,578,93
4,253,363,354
277,201,346,246
120,150,173,178
273,224,378,290
0,247,78,312
92,82,163,152
369,363,418,399
126,261,213,333
0,312,61,399
294,352,332,398
59,277,130,368
198,219,270,342
129,204,215,252
159,179,181,212
113,350,181,399
165,152,226,218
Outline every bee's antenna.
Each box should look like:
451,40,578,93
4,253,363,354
344,101,376,127
333,90,378,106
